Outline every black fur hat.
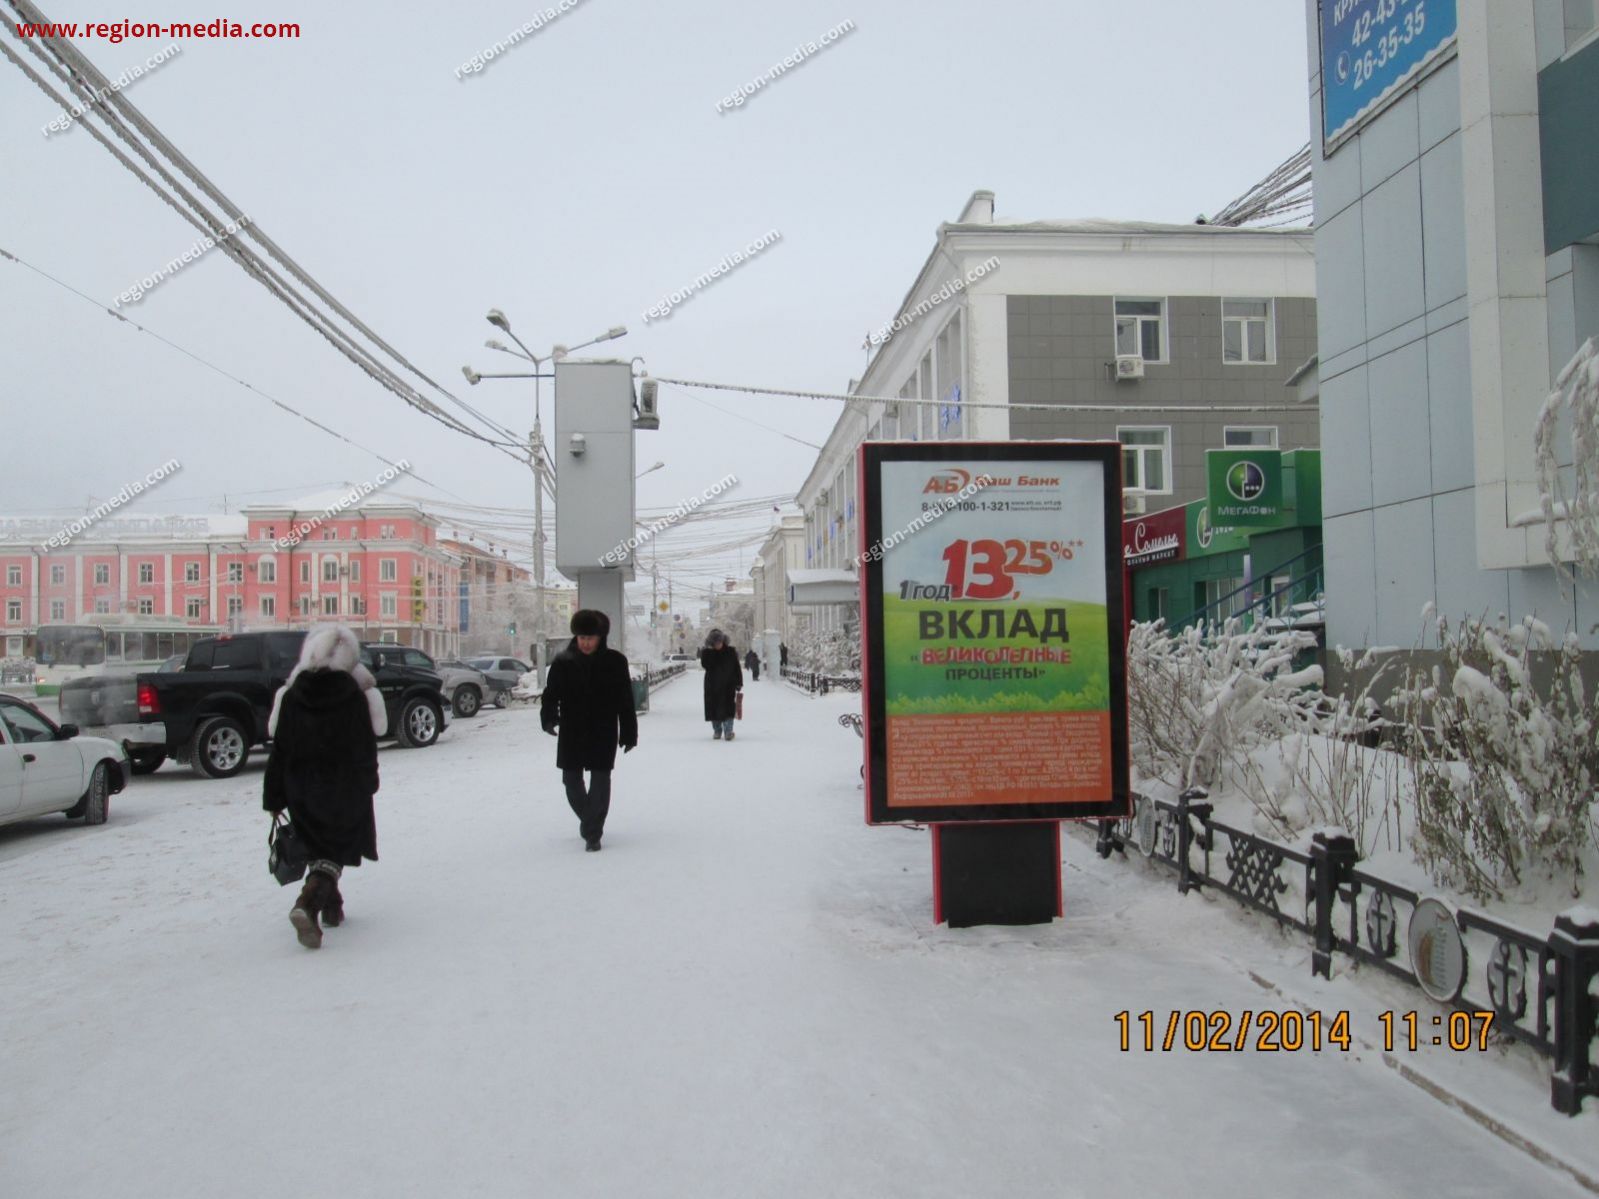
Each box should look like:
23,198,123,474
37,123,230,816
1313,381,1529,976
571,608,609,637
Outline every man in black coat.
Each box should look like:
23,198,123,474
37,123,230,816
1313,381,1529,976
700,628,743,741
540,609,637,851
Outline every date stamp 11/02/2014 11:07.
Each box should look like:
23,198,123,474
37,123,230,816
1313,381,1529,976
1113,1009,1496,1054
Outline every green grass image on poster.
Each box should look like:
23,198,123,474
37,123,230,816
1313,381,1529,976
882,596,1110,715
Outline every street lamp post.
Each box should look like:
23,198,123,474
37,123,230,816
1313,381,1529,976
464,313,626,686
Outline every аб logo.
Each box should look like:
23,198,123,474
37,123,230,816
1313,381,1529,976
923,468,971,495
1225,460,1267,503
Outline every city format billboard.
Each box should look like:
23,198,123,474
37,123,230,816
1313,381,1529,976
860,443,1130,825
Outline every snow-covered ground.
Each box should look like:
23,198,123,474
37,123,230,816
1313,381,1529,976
4,675,1595,1198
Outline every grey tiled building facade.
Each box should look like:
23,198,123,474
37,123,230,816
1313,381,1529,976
1006,295,1320,508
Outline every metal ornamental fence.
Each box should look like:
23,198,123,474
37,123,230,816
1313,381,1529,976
1095,787,1599,1116
780,664,861,695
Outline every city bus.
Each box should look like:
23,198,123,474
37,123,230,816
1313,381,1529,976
22,621,225,693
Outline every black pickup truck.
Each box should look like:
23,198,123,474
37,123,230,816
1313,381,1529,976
59,631,448,779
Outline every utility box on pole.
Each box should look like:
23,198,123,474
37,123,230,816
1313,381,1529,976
554,359,643,651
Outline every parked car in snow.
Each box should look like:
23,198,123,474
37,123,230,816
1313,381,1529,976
464,656,533,707
59,632,448,780
0,694,128,828
371,648,489,718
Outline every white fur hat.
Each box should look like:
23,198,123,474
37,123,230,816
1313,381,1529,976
267,624,386,737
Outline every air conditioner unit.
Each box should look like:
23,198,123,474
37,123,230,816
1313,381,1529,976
1122,493,1147,516
1114,355,1145,381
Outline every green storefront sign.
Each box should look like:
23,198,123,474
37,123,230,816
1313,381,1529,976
1185,501,1249,558
1206,449,1283,527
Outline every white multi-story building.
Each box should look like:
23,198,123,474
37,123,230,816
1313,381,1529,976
793,191,1319,633
1302,0,1599,653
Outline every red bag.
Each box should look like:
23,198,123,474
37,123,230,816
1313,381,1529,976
735,692,744,721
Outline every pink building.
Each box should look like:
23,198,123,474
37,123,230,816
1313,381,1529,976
1,490,464,662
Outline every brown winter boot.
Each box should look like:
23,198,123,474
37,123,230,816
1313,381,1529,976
289,873,327,949
322,878,344,928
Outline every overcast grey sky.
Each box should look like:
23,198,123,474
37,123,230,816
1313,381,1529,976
1,0,1313,594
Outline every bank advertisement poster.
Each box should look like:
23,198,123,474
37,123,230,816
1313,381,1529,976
861,443,1130,825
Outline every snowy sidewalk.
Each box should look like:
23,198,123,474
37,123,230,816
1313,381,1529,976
3,673,1594,1198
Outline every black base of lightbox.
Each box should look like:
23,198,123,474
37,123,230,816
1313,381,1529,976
932,821,1061,928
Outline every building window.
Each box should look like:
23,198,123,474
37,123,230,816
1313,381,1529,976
298,596,312,616
380,558,397,582
138,563,154,584
261,596,276,618
259,560,276,584
350,595,366,616
380,524,396,539
49,563,66,585
1114,298,1166,362
182,561,200,583
1223,426,1279,448
227,563,244,583
94,598,111,614
323,559,340,583
186,597,204,619
5,600,19,622
138,598,154,616
349,560,361,582
323,595,339,616
323,528,337,540
300,561,311,584
380,593,397,618
1117,427,1171,493
1222,298,1273,364
6,565,20,586
50,600,66,621
93,564,109,585
262,525,275,541
227,596,243,618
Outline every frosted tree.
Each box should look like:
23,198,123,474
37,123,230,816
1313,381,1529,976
1534,336,1599,581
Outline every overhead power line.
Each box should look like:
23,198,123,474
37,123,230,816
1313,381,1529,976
3,3,529,467
0,247,462,493
1207,145,1314,229
650,375,1316,414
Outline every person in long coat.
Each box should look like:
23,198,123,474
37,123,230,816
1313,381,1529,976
263,625,386,950
540,609,638,851
700,629,743,741
743,648,761,682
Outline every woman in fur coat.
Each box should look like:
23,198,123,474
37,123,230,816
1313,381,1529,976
263,625,386,949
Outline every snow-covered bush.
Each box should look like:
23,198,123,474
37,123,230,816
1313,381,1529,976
1126,618,1323,793
1230,648,1402,852
1534,336,1599,581
792,623,859,674
1391,612,1598,901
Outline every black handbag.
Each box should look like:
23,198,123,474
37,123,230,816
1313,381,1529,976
268,814,308,886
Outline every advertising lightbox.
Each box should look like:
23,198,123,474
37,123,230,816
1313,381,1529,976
860,443,1130,825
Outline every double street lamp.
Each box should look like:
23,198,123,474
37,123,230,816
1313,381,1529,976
462,311,626,683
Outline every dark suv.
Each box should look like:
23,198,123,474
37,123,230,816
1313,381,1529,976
63,631,448,778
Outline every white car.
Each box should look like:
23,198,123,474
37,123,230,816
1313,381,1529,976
0,695,129,828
